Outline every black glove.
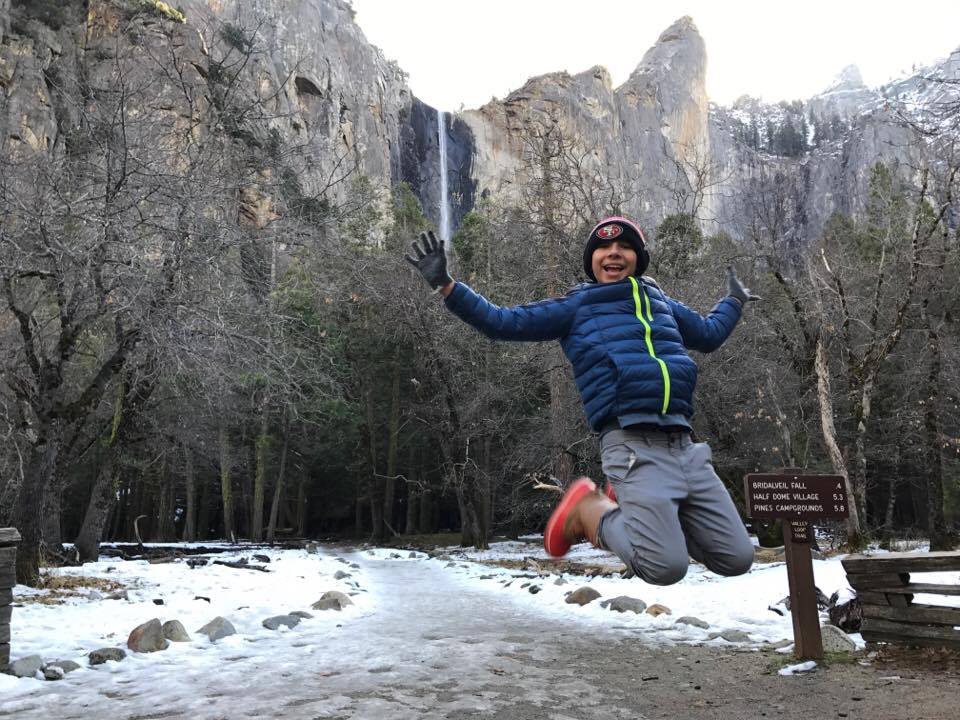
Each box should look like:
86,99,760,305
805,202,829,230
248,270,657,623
405,230,453,291
727,267,760,304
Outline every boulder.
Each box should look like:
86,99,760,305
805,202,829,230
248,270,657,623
333,570,351,580
162,620,191,642
312,591,353,611
305,542,319,554
601,596,647,614
196,616,237,642
88,647,126,665
44,659,81,677
828,597,863,633
716,629,751,643
9,654,43,678
565,586,601,606
263,614,301,630
645,603,672,617
675,616,710,629
820,624,857,653
128,618,169,653
42,665,65,681
760,639,794,651
290,610,314,619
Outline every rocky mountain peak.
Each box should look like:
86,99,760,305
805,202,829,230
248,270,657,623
825,64,867,93
576,65,612,91
626,15,704,87
657,15,699,42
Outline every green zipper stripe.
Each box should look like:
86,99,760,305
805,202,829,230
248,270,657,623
629,277,671,414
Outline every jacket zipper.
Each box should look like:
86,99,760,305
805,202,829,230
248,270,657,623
629,277,671,414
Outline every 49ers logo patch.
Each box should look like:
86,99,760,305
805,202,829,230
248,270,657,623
596,224,623,240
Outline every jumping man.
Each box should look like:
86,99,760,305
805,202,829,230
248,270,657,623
406,217,757,585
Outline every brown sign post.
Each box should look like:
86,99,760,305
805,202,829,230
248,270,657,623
744,470,849,661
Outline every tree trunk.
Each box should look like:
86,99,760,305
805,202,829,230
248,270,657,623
196,470,211,541
126,473,142,539
182,445,196,542
166,471,177,539
383,359,401,534
266,426,289,543
883,463,898,535
480,435,492,542
42,476,63,550
455,482,477,547
405,489,419,535
14,423,62,586
404,446,419,535
354,480,365,535
815,337,863,543
109,479,128,541
922,304,954,550
419,487,433,534
155,454,175,541
75,455,119,562
509,479,520,540
251,402,269,542
240,431,253,539
219,424,234,541
850,376,875,528
365,385,385,540
296,476,308,537
549,356,574,483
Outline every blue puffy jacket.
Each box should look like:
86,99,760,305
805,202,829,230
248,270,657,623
444,276,742,430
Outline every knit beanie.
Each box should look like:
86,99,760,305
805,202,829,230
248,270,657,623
582,216,649,281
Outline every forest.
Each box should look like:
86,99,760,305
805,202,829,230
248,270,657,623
1,3,958,587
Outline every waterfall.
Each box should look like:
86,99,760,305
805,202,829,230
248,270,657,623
437,109,451,242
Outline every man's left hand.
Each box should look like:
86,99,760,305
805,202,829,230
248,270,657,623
727,267,760,305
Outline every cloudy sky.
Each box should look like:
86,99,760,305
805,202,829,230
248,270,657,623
348,0,960,111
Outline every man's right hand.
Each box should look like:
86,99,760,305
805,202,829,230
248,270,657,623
405,230,454,293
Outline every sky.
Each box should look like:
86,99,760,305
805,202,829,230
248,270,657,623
347,0,960,111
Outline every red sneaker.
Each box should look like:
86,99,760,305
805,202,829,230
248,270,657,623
544,477,597,557
604,482,617,503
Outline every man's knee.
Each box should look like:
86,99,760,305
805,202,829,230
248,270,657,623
710,545,754,577
630,554,689,586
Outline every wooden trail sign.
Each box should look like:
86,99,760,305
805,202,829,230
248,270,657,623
745,474,849,522
744,471,850,661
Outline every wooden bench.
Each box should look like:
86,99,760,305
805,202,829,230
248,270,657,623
842,550,960,649
0,528,19,672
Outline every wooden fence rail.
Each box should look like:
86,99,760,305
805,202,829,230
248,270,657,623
0,528,20,672
842,550,960,650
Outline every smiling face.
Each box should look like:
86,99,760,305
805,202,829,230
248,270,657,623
591,240,638,283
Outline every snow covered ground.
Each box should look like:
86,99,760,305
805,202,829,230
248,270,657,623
1,537,957,718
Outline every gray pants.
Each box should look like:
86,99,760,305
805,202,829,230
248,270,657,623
597,428,754,586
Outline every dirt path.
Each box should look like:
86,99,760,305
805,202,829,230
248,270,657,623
5,549,958,720
299,552,960,720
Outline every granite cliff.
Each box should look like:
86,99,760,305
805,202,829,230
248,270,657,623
1,1,957,243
